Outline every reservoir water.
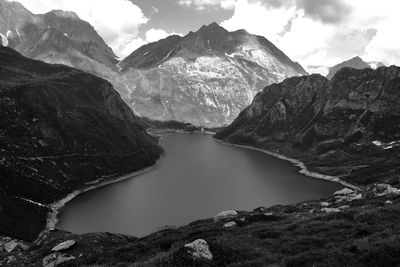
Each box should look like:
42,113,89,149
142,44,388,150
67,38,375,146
57,133,343,237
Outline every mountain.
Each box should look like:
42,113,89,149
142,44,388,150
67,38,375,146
1,2,307,127
216,66,400,185
308,57,385,79
0,46,162,240
326,56,371,79
0,0,120,85
120,23,307,127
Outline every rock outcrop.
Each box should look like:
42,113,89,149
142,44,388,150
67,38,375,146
184,239,213,260
213,210,239,222
43,252,75,267
51,240,76,252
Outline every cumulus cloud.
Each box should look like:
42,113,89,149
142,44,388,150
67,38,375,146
13,0,148,57
145,28,181,43
220,0,400,66
296,0,352,24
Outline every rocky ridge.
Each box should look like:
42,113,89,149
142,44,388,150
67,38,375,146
215,66,400,185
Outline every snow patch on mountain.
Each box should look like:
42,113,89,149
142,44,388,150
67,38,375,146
0,32,8,46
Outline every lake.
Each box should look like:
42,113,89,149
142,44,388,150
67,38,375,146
57,133,343,237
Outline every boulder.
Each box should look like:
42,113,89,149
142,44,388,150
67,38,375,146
184,239,213,260
4,240,19,253
223,221,237,228
43,252,75,267
333,188,354,196
51,240,76,252
320,202,330,207
322,208,340,213
333,188,362,202
213,210,238,222
374,184,400,196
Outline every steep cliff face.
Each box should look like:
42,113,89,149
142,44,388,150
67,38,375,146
120,23,307,127
216,66,400,185
0,47,162,240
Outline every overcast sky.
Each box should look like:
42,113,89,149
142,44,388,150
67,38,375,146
12,0,400,66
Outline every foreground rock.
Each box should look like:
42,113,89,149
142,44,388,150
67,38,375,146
333,188,362,202
51,240,76,252
184,239,213,260
374,184,400,196
213,210,238,222
43,252,75,267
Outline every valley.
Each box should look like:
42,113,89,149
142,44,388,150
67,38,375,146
0,0,399,266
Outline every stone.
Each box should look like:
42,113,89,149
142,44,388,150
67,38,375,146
320,202,330,207
184,239,213,260
338,205,350,209
51,240,76,252
333,188,354,196
333,188,362,202
223,221,237,228
374,184,400,196
385,200,393,205
4,240,19,253
213,210,238,222
322,208,340,213
43,252,75,267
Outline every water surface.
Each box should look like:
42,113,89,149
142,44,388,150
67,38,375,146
57,133,342,236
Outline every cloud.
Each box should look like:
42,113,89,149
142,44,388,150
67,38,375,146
13,0,148,57
177,0,236,10
220,0,400,66
145,28,181,43
296,0,352,24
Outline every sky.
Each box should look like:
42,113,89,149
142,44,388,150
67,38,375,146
11,0,400,67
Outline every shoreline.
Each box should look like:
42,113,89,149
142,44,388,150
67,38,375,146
214,138,360,190
37,131,358,242
44,154,165,234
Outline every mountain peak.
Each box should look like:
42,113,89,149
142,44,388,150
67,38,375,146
198,22,227,33
327,56,371,80
47,10,80,20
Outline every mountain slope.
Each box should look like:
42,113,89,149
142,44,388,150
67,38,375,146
216,66,400,185
120,23,307,127
0,46,162,241
0,0,119,84
326,56,371,79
